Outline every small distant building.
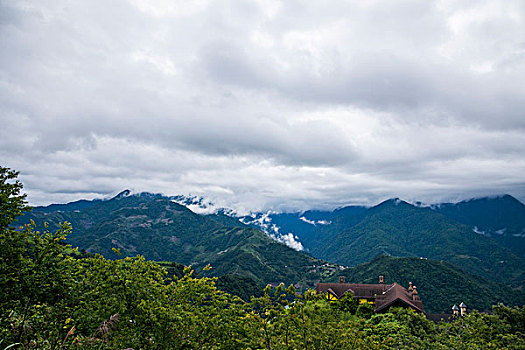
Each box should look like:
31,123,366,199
451,302,469,317
452,304,460,316
427,302,470,323
459,302,467,316
315,276,424,313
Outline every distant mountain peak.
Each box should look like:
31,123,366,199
455,194,522,205
113,189,133,199
374,198,412,209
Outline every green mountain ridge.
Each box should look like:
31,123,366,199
434,195,525,256
314,199,525,288
19,193,332,290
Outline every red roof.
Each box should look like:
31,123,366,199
316,281,424,313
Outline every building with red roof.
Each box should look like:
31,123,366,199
315,276,424,313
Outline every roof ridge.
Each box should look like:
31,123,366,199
375,296,424,313
340,288,355,297
382,283,397,294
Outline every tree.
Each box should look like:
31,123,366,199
0,167,78,348
0,166,32,312
0,166,30,231
337,292,359,314
0,166,34,345
356,303,375,318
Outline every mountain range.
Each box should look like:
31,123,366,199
433,195,525,256
240,198,524,284
19,190,335,291
17,191,525,313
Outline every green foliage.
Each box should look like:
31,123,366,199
337,292,359,314
356,303,375,319
0,218,77,348
0,167,31,233
242,286,373,349
2,220,525,349
436,307,525,349
216,273,263,301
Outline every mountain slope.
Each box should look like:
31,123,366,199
434,195,525,256
315,199,524,287
20,192,333,289
334,255,525,314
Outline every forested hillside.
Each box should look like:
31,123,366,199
334,255,525,314
434,195,525,256
311,199,524,288
239,197,525,290
19,191,333,290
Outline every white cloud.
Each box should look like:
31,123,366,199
238,211,305,250
278,233,304,251
132,51,177,75
129,0,210,17
1,0,524,210
299,217,331,226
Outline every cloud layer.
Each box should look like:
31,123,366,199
1,0,524,210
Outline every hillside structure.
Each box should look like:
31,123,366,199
316,276,424,313
452,302,468,316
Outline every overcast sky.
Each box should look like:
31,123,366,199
1,0,524,211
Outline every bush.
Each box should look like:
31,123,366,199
356,303,375,318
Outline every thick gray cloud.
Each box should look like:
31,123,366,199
1,0,524,210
